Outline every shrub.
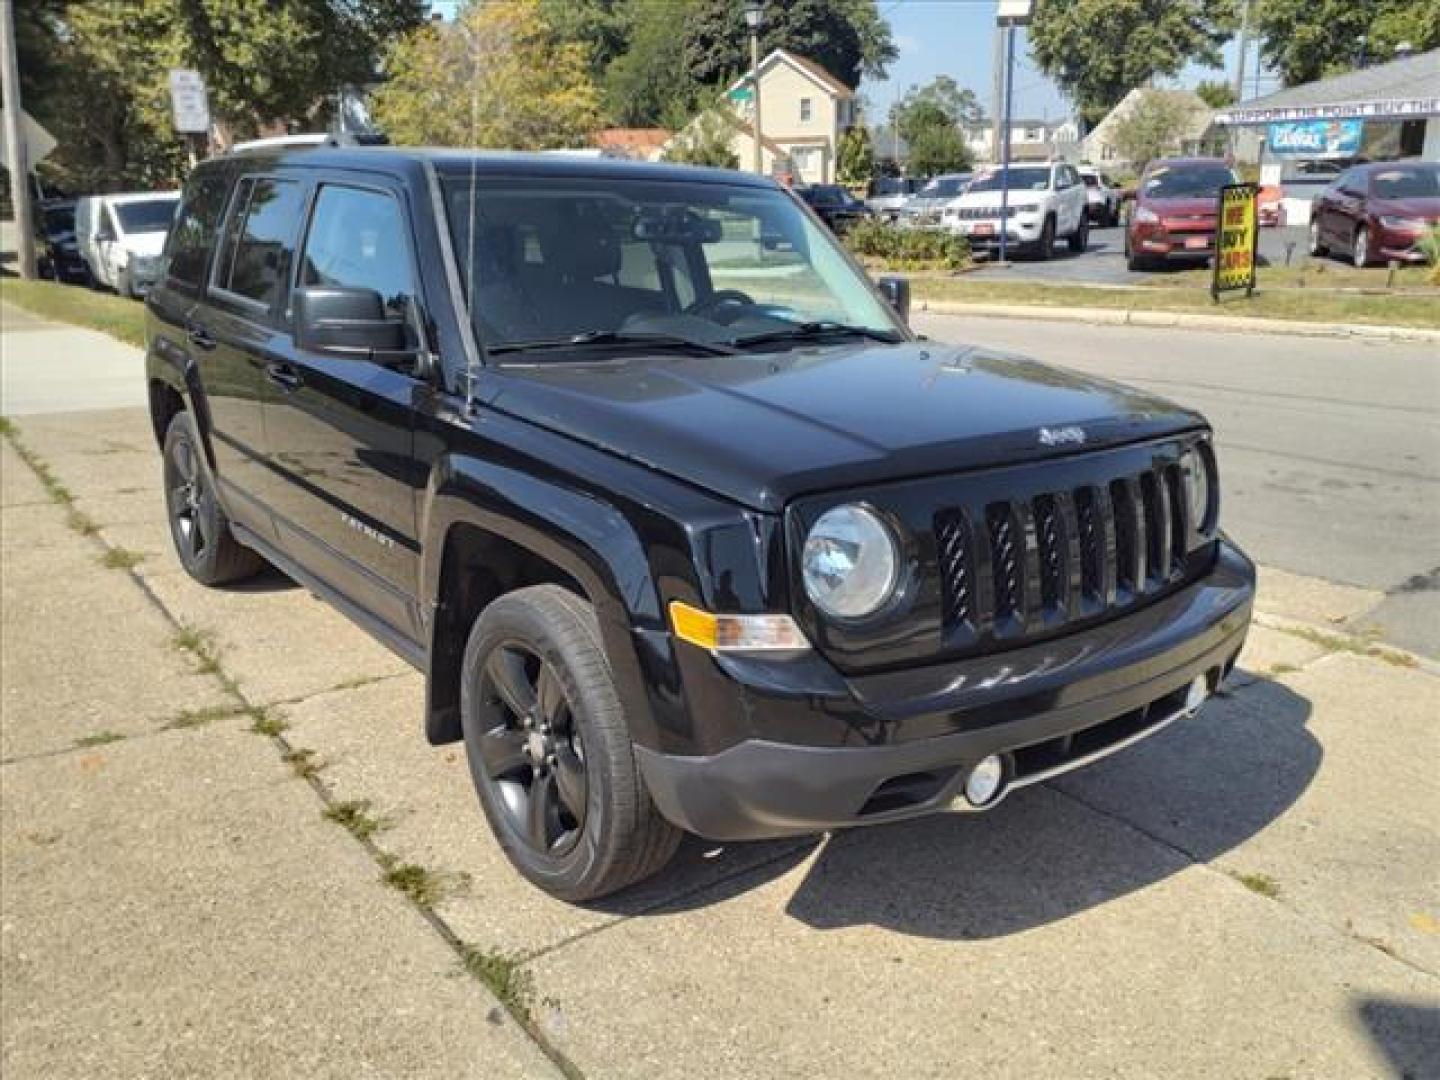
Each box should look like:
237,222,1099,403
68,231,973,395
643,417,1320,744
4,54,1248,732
1418,226,1440,286
844,218,970,273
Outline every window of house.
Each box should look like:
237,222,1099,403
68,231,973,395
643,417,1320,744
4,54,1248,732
800,98,812,122
213,177,306,309
1025,126,1043,141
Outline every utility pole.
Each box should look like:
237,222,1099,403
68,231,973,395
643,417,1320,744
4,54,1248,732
1,0,37,279
1232,0,1251,104
990,25,1005,164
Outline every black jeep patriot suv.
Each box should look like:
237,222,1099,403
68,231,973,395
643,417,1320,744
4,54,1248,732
146,149,1254,901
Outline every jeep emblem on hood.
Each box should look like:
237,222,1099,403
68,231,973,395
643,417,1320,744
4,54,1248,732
1038,425,1086,447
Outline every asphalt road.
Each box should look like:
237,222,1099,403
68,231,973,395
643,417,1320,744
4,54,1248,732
913,311,1440,657
975,224,1310,286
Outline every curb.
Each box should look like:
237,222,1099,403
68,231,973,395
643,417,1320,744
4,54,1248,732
916,300,1440,345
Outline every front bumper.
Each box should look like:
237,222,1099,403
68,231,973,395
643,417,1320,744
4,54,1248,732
1132,228,1216,258
638,539,1254,841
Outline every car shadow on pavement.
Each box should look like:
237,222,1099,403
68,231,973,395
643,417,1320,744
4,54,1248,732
1355,997,1440,1080
753,676,1319,940
223,564,301,594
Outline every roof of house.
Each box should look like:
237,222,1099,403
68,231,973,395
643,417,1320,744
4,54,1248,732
724,48,854,101
1216,48,1440,123
1084,87,1213,144
593,128,672,153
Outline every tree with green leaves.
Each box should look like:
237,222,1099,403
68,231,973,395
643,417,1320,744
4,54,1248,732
602,0,703,127
1109,89,1206,171
539,0,632,81
1028,0,1236,127
907,124,971,177
372,0,601,149
836,123,874,185
662,109,740,169
891,76,984,136
1253,0,1440,87
1194,79,1236,108
682,0,896,90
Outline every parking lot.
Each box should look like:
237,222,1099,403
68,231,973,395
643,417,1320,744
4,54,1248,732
972,224,1312,285
2,302,1436,1078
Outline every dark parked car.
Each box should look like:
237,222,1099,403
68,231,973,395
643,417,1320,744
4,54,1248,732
34,199,89,284
796,183,871,232
146,148,1253,901
1308,161,1440,266
1125,158,1239,271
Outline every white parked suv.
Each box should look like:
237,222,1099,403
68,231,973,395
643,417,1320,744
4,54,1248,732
1078,165,1122,225
75,191,180,298
941,162,1089,259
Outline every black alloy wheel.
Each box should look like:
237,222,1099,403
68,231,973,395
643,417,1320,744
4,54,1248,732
474,641,589,856
162,412,265,586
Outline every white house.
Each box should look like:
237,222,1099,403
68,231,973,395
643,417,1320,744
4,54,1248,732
670,49,857,183
1082,87,1215,168
963,118,1081,164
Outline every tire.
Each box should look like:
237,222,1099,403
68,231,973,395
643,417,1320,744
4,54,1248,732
1352,225,1372,268
1308,217,1328,257
1036,215,1056,260
162,411,266,586
1068,214,1089,253
460,585,681,902
1125,234,1149,272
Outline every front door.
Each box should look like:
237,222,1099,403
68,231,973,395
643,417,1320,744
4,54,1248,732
259,180,427,643
195,174,310,536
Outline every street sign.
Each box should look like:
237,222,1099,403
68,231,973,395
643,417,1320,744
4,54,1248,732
0,107,57,163
168,69,210,134
1212,183,1258,301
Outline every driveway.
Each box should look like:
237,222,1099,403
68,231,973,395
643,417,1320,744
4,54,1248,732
973,225,1311,286
3,304,1438,1078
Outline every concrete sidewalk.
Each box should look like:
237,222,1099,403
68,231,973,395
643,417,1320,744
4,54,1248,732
1,303,149,417
3,402,1437,1079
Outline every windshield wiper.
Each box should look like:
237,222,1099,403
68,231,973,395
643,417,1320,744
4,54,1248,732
731,321,904,349
489,330,738,357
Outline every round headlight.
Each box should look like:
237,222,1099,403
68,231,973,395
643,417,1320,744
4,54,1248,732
1181,448,1210,529
802,505,899,620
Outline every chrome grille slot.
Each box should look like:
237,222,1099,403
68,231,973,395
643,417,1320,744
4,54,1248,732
986,503,1022,620
1074,485,1106,603
1140,470,1167,587
1110,477,1140,593
935,510,974,626
1033,493,1065,611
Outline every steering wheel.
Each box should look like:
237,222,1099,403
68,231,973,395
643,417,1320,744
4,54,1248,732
685,289,756,321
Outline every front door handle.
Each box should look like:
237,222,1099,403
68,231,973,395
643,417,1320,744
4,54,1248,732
265,362,302,392
187,325,216,351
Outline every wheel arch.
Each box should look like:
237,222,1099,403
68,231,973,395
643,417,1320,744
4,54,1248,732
420,460,663,751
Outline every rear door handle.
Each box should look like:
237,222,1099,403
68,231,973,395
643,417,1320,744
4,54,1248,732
265,362,302,392
187,325,216,351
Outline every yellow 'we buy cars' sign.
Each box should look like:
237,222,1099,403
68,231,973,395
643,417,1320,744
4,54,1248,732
1212,183,1259,300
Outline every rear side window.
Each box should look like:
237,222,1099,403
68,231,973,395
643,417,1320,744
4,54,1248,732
165,174,229,292
213,177,306,309
298,185,416,326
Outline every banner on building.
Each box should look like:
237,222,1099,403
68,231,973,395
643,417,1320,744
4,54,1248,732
1212,183,1258,301
1266,119,1363,157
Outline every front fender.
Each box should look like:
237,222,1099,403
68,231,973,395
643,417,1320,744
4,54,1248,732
420,452,667,748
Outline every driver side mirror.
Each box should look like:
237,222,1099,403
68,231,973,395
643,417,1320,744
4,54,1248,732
876,275,911,325
294,286,413,362
96,224,116,243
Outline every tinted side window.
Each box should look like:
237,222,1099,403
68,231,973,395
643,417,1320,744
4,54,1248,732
165,173,230,292
214,177,305,308
298,185,416,327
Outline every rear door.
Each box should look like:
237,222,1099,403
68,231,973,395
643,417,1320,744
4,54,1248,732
194,173,311,535
257,178,428,641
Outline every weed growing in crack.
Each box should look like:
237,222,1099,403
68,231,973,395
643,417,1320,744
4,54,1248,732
163,705,236,730
380,859,457,908
461,946,537,1021
324,799,389,841
100,546,145,570
1232,870,1281,899
283,747,325,779
74,731,125,748
249,707,288,737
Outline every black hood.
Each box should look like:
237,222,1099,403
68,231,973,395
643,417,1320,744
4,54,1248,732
484,340,1203,511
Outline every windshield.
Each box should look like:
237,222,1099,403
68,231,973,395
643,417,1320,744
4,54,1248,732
873,178,911,196
968,167,1051,193
1142,165,1237,199
42,206,75,233
439,172,900,353
1370,165,1440,199
1082,175,1098,188
917,175,967,199
115,198,179,234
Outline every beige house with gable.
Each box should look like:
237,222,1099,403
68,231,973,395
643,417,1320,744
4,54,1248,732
670,49,857,183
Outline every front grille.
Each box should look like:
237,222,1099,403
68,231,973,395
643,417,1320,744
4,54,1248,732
938,462,1190,637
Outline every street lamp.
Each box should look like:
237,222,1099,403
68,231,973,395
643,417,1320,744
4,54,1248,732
995,0,1033,264
745,1,765,175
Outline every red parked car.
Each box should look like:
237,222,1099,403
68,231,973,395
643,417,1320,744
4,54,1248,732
1125,158,1240,272
1308,161,1440,266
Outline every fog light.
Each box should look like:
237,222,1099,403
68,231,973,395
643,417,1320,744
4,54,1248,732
964,755,1005,807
